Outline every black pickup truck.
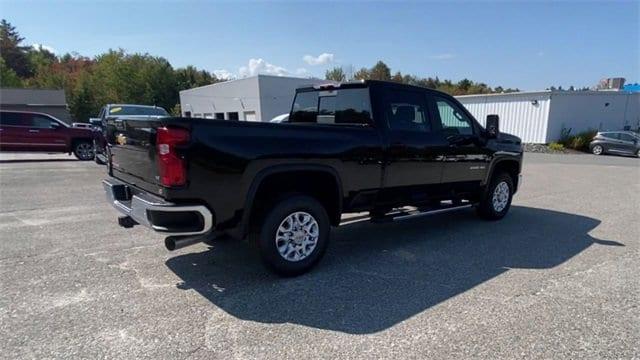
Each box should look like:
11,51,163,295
103,80,523,276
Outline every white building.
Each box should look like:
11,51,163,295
457,91,640,143
179,75,331,122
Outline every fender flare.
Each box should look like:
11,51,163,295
483,153,522,191
238,164,344,238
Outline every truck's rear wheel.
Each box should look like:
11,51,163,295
477,172,514,220
254,195,330,276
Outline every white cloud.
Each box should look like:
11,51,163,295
214,69,235,80
429,53,456,60
303,53,334,66
239,58,289,77
32,43,56,54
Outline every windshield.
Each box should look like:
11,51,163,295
108,106,169,116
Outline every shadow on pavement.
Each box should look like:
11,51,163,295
166,206,622,334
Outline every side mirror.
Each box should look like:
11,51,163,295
89,118,102,126
486,114,499,138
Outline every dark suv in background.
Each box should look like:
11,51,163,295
91,104,170,164
0,110,94,160
589,131,640,157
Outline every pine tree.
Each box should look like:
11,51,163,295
0,19,33,77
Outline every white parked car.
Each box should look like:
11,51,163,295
269,114,289,123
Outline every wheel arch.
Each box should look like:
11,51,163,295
71,137,93,148
239,164,344,238
484,157,521,193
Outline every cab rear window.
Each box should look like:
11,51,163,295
290,88,372,125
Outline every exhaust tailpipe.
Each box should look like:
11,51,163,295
165,235,206,251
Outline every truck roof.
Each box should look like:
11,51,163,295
296,79,453,98
106,104,164,109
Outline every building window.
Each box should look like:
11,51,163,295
194,113,202,118
227,112,239,121
184,111,192,118
203,113,213,119
214,112,224,120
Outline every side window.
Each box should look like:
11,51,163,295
433,97,474,135
30,115,56,128
290,91,318,123
619,133,635,142
384,90,430,132
603,133,620,140
0,112,29,126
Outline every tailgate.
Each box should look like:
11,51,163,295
106,116,165,191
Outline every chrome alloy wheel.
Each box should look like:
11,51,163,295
275,211,319,262
76,142,94,160
592,145,603,155
492,181,510,212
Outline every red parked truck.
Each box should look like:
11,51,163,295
0,110,94,160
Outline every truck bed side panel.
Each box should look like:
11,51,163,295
163,120,384,230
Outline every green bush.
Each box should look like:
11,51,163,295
548,142,565,151
559,128,597,152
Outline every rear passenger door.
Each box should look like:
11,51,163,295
0,112,29,150
616,133,638,154
378,88,448,205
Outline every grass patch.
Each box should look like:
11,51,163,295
559,128,598,152
548,142,565,151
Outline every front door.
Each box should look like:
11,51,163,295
378,88,447,206
429,95,490,189
25,114,68,151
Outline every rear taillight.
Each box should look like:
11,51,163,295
156,127,190,187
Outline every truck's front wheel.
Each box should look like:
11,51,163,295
254,195,330,276
477,172,514,220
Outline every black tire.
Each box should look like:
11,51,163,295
476,172,514,220
253,195,330,276
93,140,106,165
73,140,94,161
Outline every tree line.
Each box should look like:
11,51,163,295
1,20,221,121
3,19,524,122
325,61,520,95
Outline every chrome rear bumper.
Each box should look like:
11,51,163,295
103,178,213,236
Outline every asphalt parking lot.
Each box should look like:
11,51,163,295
0,152,638,359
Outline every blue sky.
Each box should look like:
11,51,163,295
1,1,638,90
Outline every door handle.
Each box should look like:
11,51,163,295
29,129,39,133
